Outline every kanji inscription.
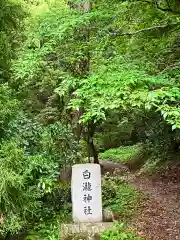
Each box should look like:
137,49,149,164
71,164,102,223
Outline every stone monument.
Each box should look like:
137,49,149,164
71,164,102,223
61,164,113,239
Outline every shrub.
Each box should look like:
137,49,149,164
100,144,143,164
102,172,144,220
100,222,144,240
0,119,80,237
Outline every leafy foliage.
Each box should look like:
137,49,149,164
102,173,144,220
0,85,18,137
100,222,144,240
100,144,143,163
1,0,180,238
0,0,25,82
0,118,79,236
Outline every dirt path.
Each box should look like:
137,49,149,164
130,175,180,240
100,160,180,240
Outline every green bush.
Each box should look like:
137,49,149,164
0,140,42,235
7,115,81,165
100,222,144,240
94,114,134,151
0,120,79,237
0,85,18,138
102,173,144,220
0,0,25,82
27,206,72,240
100,144,143,163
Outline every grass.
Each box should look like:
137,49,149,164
101,173,146,239
99,144,143,163
102,176,145,220
111,182,144,219
100,222,145,240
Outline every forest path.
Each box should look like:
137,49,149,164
100,160,180,240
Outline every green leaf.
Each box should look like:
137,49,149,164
172,124,176,131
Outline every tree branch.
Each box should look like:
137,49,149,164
161,63,180,73
110,23,180,37
155,5,179,14
154,0,180,14
137,0,180,14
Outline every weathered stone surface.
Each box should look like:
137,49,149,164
102,208,114,222
61,222,113,239
71,164,102,223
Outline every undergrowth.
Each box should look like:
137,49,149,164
26,205,72,240
27,171,145,239
100,222,145,240
100,171,146,239
102,172,145,221
100,144,143,164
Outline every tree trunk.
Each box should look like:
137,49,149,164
87,121,99,164
89,138,99,164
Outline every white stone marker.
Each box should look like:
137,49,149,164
71,164,102,223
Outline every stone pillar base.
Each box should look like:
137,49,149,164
61,222,113,239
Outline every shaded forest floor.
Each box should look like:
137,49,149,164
100,160,180,240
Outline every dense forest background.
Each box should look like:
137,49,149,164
0,0,180,239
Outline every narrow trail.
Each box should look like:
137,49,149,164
100,160,180,240
130,175,180,240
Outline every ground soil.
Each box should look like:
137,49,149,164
100,160,180,240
